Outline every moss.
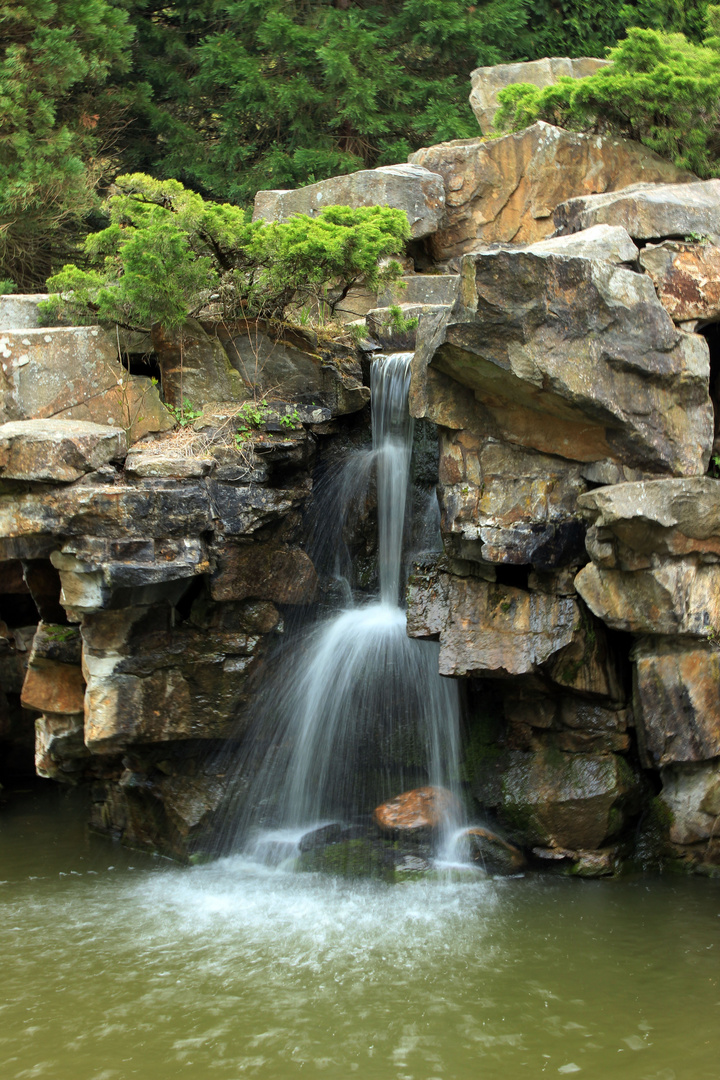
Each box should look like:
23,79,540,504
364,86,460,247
297,839,396,882
42,625,77,642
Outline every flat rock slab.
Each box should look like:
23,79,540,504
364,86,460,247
469,57,611,134
408,122,692,261
639,240,720,322
555,179,720,241
253,163,445,239
0,294,52,331
511,223,639,264
0,419,126,482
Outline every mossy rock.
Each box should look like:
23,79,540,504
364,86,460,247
297,838,396,882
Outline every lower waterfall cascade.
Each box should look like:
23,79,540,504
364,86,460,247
222,352,464,865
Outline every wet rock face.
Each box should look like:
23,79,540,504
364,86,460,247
408,123,693,261
461,826,526,874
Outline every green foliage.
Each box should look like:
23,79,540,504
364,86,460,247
46,173,410,332
0,0,134,289
384,305,419,335
495,11,720,179
112,0,655,206
166,398,202,426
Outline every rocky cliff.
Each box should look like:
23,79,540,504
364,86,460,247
2,72,720,875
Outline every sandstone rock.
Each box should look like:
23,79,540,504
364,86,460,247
659,761,720,845
151,320,246,408
213,323,370,415
0,419,126,482
411,247,713,477
210,540,317,605
124,449,214,479
0,294,56,331
576,560,720,637
21,661,85,714
408,123,693,260
253,163,445,239
505,694,630,753
373,786,460,833
437,434,588,567
639,240,720,323
34,711,88,782
633,638,720,767
461,826,526,874
473,748,636,849
577,478,720,569
0,326,173,441
406,567,579,677
555,179,720,241
469,57,611,134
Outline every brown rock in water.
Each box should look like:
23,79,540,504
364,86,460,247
373,786,460,832
408,122,693,261
462,827,525,874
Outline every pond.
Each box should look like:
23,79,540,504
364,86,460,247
1,784,718,1080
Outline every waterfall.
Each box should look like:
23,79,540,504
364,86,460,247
223,353,462,859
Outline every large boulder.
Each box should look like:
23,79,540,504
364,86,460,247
633,638,720,766
151,320,246,408
639,240,720,324
555,179,720,241
209,540,317,605
408,123,693,261
469,57,611,134
373,786,460,833
0,294,53,331
473,747,637,850
0,419,126,483
253,163,445,239
410,243,713,477
659,761,720,847
0,326,173,441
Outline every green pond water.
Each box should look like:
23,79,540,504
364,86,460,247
1,783,718,1080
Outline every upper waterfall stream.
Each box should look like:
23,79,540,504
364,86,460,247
222,353,462,861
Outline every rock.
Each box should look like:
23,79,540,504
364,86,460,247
411,246,713,477
474,748,637,849
21,622,85,715
213,322,370,416
408,122,693,261
633,638,720,767
253,163,445,239
575,560,720,637
365,303,450,350
0,326,173,441
0,419,127,482
81,598,280,751
512,223,639,264
437,434,588,567
577,478,720,569
639,240,720,323
378,274,461,307
469,57,612,134
505,694,630,753
297,838,396,881
461,826,525,874
659,761,720,845
34,711,88,782
373,786,460,833
555,179,720,241
151,320,247,408
0,294,57,331
406,568,580,677
298,823,344,852
124,449,214,479
210,540,317,605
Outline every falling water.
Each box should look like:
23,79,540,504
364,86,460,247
224,353,461,856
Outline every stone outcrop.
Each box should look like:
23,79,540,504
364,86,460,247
0,420,127,483
373,786,460,832
408,123,693,261
555,179,720,241
469,57,611,134
253,163,445,239
639,241,720,324
0,325,173,441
